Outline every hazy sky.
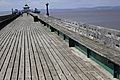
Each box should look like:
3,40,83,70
0,0,120,11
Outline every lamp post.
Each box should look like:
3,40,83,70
46,3,49,16
12,8,13,14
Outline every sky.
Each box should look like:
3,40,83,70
0,0,120,11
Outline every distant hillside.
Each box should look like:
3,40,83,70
75,6,120,10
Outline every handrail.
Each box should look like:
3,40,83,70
0,14,20,30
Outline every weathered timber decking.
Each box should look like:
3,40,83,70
0,14,115,80
33,13,120,66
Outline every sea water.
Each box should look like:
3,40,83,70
0,11,11,16
51,9,120,30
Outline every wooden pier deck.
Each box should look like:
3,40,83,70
0,14,115,80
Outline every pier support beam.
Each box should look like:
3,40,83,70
47,24,49,28
87,48,91,58
43,22,46,26
57,31,59,35
69,38,75,47
50,27,55,32
114,64,119,78
39,19,44,24
34,16,39,22
64,34,66,40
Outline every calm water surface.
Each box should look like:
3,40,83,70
51,9,120,30
0,11,11,16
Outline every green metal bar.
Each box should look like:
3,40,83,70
69,38,75,47
64,34,66,40
114,64,119,78
87,48,91,58
34,16,39,22
57,30,59,35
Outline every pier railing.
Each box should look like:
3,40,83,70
0,14,20,30
40,14,120,52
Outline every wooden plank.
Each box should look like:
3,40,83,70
17,31,25,80
4,31,19,80
49,36,100,80
0,33,13,60
30,30,46,80
10,31,22,80
0,22,13,39
41,33,82,80
0,30,11,48
34,31,53,80
0,32,16,71
38,25,79,79
0,32,17,80
0,22,17,54
0,23,17,45
27,31,38,80
25,31,31,80
38,33,60,80
58,47,94,80
36,28,75,80
34,29,67,80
